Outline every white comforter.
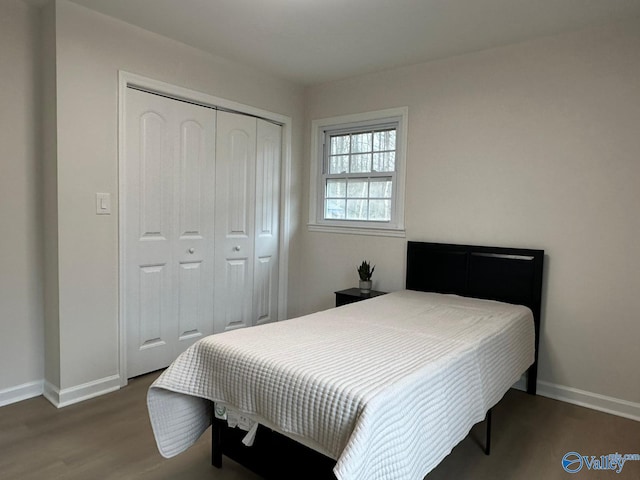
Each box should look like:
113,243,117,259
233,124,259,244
147,290,534,480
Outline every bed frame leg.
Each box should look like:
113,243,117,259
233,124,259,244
212,411,222,468
526,363,538,395
484,408,492,456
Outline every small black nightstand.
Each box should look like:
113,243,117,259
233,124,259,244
335,288,387,307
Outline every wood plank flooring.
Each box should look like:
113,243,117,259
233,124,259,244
1,372,638,479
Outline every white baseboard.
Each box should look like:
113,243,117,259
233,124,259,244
0,380,44,407
536,380,640,422
43,380,59,406
510,376,640,422
43,374,121,408
6,373,638,423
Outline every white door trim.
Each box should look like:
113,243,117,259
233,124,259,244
118,71,292,387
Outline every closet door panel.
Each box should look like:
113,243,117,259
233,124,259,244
125,88,215,378
254,120,281,325
214,111,257,332
173,101,216,351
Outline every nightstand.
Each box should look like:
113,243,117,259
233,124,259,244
334,288,387,307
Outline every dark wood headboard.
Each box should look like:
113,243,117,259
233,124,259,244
406,241,544,394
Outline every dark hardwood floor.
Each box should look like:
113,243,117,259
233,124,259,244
1,372,638,479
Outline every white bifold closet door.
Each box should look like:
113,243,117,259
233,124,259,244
124,89,281,378
214,111,281,333
125,88,216,378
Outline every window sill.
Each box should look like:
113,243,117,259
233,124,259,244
307,223,406,238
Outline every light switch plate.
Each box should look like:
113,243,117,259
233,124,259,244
96,193,111,215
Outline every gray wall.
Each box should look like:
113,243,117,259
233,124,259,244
0,0,44,398
300,19,640,406
0,0,305,403
49,0,305,392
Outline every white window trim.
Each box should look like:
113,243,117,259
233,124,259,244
308,107,408,237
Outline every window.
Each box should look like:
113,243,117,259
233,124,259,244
309,108,407,236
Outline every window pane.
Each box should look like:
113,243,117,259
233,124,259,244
347,180,368,198
351,132,372,153
325,199,346,219
350,154,371,173
329,155,349,174
368,200,391,221
373,152,395,172
346,199,368,220
330,134,350,155
373,130,396,152
369,179,392,198
326,179,346,198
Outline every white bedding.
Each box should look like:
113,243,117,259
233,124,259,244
147,290,534,480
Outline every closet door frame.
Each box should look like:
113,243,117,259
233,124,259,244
117,71,292,387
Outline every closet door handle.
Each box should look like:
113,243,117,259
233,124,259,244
188,248,195,254
233,246,241,252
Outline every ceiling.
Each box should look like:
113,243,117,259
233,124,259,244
67,0,640,86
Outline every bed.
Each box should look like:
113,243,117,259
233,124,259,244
147,241,544,479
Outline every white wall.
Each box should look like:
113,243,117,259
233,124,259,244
301,20,640,406
0,0,44,400
47,0,305,395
